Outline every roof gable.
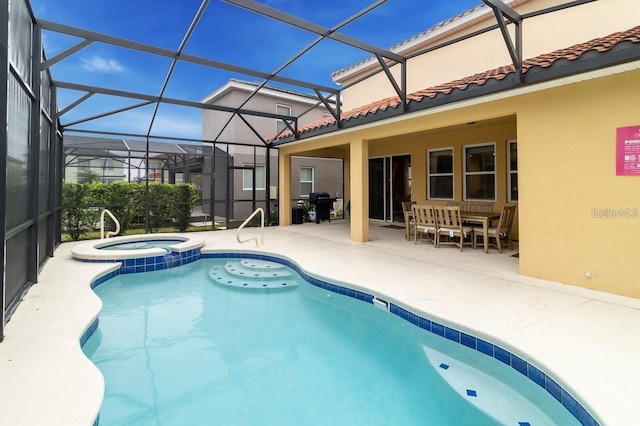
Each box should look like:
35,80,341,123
202,78,335,107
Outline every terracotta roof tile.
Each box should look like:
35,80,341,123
274,26,640,141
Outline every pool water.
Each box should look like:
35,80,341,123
83,258,580,426
98,239,182,253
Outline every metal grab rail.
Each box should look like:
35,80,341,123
100,209,121,239
236,207,264,247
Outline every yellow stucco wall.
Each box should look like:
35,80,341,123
517,69,640,297
339,0,640,111
278,153,292,225
319,0,640,298
367,118,517,206
349,139,369,242
280,66,640,298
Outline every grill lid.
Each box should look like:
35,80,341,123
309,192,331,202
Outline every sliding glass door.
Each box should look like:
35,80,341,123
369,155,411,222
369,157,388,220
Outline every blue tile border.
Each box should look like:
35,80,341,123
386,302,600,426
79,318,99,347
83,251,599,426
75,248,202,276
79,319,102,426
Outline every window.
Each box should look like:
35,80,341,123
427,148,454,199
464,143,496,201
79,158,91,171
276,104,292,134
242,164,266,190
508,140,518,202
300,167,314,197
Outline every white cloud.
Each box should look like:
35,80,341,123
80,55,125,73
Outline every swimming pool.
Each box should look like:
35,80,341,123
82,254,594,425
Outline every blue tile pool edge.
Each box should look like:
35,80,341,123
74,247,202,275
79,317,101,426
81,251,599,426
388,302,599,426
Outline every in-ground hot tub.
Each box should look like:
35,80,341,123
71,234,206,273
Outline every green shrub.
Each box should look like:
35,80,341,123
103,182,142,231
61,182,92,240
269,207,279,226
147,183,176,232
61,181,198,236
173,184,198,232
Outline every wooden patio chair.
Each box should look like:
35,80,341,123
412,205,438,246
401,201,416,240
472,204,517,252
467,202,494,213
446,201,469,211
434,205,473,252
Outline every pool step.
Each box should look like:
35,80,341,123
208,259,298,289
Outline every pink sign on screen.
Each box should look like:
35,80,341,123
616,125,640,176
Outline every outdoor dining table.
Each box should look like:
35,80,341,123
460,211,501,254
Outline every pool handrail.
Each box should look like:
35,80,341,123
100,209,121,239
237,207,264,247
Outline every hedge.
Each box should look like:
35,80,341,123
62,182,198,240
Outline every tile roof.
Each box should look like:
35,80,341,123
273,26,640,142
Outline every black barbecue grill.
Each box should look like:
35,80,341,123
308,192,337,223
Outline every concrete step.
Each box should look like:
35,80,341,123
208,259,298,289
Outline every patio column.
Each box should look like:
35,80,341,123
343,154,351,218
350,138,369,242
278,152,292,225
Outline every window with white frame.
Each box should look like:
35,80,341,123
300,167,314,197
276,104,292,135
508,140,518,202
427,148,454,200
464,143,496,201
242,164,266,190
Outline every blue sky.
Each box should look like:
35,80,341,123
31,0,482,140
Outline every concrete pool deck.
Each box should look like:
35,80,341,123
2,220,639,425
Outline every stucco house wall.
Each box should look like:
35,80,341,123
202,80,343,220
277,0,640,298
335,0,640,111
517,69,640,297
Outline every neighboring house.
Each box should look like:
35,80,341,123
63,134,201,183
274,0,640,298
142,158,179,183
201,79,343,221
65,155,126,183
63,135,213,189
